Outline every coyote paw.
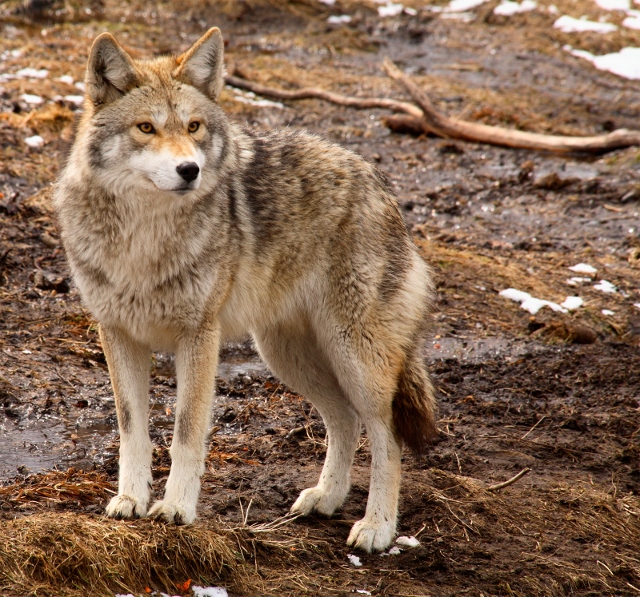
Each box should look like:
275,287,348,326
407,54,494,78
346,518,395,553
147,500,195,525
105,495,147,520
290,487,342,517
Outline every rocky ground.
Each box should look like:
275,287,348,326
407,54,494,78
1,0,640,595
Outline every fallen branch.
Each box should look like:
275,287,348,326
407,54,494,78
225,74,422,118
225,65,640,155
487,467,532,492
382,58,640,154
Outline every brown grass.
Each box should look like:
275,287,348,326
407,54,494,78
0,512,247,597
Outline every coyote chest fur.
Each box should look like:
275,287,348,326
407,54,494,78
54,27,437,553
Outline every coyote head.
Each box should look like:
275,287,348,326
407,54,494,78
82,28,228,197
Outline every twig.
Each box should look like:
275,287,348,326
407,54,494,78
521,415,547,440
382,58,640,154
487,467,532,492
225,73,422,117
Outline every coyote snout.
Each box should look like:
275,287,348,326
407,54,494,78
54,26,437,553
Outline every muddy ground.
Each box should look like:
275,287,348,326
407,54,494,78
1,0,640,595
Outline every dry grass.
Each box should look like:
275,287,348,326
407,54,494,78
0,511,247,597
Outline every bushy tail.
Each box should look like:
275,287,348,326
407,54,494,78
392,354,438,453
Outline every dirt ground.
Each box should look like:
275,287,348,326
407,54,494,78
1,0,640,595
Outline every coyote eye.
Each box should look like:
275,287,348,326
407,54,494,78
188,121,200,133
137,122,155,134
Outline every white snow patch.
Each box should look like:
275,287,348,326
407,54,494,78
16,67,49,79
499,288,568,315
58,74,74,85
327,14,352,23
568,263,598,275
63,94,84,106
566,277,592,286
192,586,228,597
388,545,402,555
318,0,336,4
499,288,533,302
594,280,617,293
623,14,640,28
494,0,537,15
595,0,629,9
445,0,489,11
348,554,363,567
75,81,86,91
634,303,640,310
554,15,617,33
405,6,418,15
21,93,44,105
561,296,584,311
522,297,567,315
548,4,559,13
441,11,476,19
25,135,44,148
602,309,615,316
357,590,372,595
565,46,640,79
379,3,404,17
396,536,421,548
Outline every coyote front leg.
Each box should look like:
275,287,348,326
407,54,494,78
101,325,153,519
148,324,220,524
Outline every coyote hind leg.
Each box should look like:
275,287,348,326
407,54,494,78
254,321,361,517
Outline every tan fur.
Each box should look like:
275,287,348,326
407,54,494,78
53,28,437,553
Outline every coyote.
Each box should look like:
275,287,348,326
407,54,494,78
54,28,437,552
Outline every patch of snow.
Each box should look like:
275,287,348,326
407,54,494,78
21,93,44,105
379,3,404,17
548,4,559,13
387,545,402,555
75,81,86,91
348,553,363,567
623,14,640,28
554,15,617,32
63,94,84,106
499,288,533,302
192,587,228,597
445,0,489,11
522,297,567,315
566,277,592,286
327,14,352,23
568,263,598,275
494,0,537,16
595,0,630,9
565,46,640,79
16,67,49,79
499,288,568,315
594,280,617,293
634,303,640,309
356,591,372,595
25,135,44,148
396,535,421,547
405,6,418,15
318,0,335,4
58,74,74,85
561,296,584,311
602,309,615,315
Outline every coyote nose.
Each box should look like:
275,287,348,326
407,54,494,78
176,161,200,183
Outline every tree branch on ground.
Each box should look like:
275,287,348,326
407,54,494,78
225,63,640,155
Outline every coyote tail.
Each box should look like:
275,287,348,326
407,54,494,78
392,354,438,452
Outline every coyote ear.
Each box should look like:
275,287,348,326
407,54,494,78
174,28,225,101
86,33,139,106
